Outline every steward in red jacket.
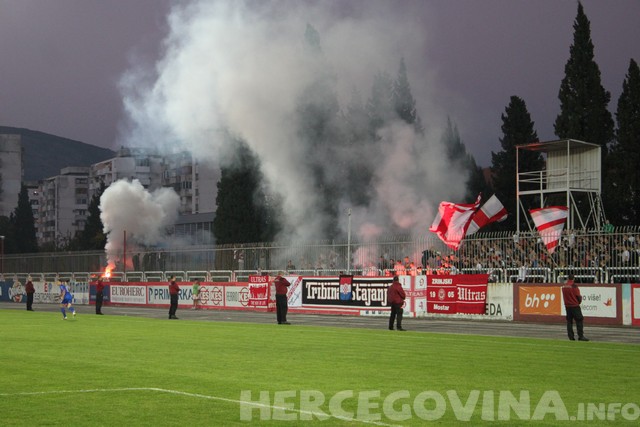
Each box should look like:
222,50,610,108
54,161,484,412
387,276,406,331
561,274,589,341
273,273,291,324
25,279,35,311
95,278,105,315
168,276,180,320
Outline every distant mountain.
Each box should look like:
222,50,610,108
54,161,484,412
0,126,115,181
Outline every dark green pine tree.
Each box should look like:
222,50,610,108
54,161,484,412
366,71,394,137
554,1,614,151
0,215,10,254
9,185,38,253
342,88,375,207
441,117,489,202
73,182,107,250
491,96,544,230
295,24,342,239
392,58,424,133
213,141,277,244
604,59,640,225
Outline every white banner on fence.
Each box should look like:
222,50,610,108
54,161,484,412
147,285,191,304
224,284,250,308
485,282,514,320
110,285,147,304
560,286,617,318
287,275,303,308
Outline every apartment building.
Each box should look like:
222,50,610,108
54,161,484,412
0,134,22,218
161,151,218,215
6,142,218,247
89,146,164,197
37,167,90,247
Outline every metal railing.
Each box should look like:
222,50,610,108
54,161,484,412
1,226,639,284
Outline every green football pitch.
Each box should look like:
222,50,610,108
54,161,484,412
1,309,638,426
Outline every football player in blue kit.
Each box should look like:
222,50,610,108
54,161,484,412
59,280,76,320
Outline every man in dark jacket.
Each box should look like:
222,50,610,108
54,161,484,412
25,276,35,311
168,276,180,319
561,274,589,341
387,276,406,331
273,272,291,325
95,278,105,315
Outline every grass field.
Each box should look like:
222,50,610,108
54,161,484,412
1,309,638,426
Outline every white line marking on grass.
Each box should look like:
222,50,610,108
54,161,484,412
0,387,398,426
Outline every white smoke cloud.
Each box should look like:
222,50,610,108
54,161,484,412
119,0,468,248
100,179,180,267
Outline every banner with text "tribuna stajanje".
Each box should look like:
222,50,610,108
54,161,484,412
426,274,489,315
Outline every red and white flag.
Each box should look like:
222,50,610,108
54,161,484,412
466,194,508,236
529,206,569,254
429,194,481,250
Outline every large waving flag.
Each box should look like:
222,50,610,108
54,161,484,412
466,194,508,236
429,194,481,250
529,206,569,254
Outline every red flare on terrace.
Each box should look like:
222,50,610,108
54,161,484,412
104,263,114,279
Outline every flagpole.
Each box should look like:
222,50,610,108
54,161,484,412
347,208,352,274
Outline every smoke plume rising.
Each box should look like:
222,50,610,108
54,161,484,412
118,0,468,247
100,179,180,268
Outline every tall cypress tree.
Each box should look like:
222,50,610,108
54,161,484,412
366,71,394,137
343,88,374,207
9,185,38,253
442,117,489,202
295,24,342,239
604,59,640,224
393,58,424,134
74,182,107,250
554,1,614,151
213,141,276,244
491,96,543,230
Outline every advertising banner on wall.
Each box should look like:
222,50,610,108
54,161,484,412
514,283,622,325
484,283,513,320
199,284,225,307
222,284,248,308
0,280,25,303
572,286,617,318
302,276,392,308
2,279,88,304
286,275,303,308
633,285,640,327
517,285,562,316
110,284,146,305
147,283,193,306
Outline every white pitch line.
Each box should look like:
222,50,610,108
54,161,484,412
0,387,398,427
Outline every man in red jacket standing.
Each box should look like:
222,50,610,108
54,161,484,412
387,276,406,331
561,274,589,341
95,277,105,315
273,271,291,325
25,276,35,311
168,276,180,320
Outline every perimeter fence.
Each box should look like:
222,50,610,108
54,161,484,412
1,227,639,284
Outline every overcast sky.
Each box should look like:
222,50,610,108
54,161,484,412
1,0,638,167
